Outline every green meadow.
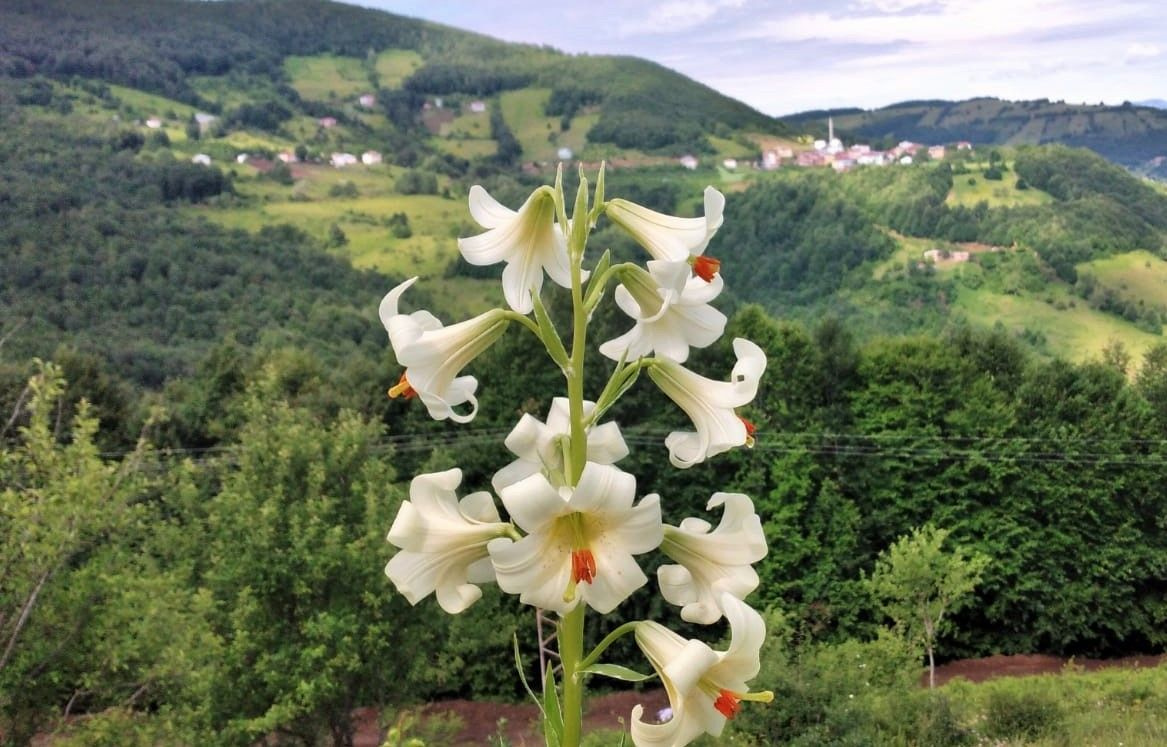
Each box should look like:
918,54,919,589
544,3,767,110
373,49,423,88
947,163,1053,208
953,283,1160,364
284,54,370,101
1080,250,1167,304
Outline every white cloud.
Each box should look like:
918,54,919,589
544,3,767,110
746,0,1146,46
619,0,746,36
1125,42,1162,59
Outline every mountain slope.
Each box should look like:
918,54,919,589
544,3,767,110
782,97,1167,178
0,0,785,156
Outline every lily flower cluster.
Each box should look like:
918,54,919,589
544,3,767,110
381,168,772,747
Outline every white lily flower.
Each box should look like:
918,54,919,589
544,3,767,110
380,277,509,423
487,462,662,615
658,492,767,624
457,184,574,314
491,397,629,493
385,469,512,614
631,593,773,747
599,260,727,363
647,337,767,468
604,186,725,265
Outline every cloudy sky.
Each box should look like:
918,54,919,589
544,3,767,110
345,0,1166,116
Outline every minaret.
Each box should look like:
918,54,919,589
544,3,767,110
828,116,834,144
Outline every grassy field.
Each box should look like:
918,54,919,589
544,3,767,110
373,49,423,88
938,664,1167,746
283,54,370,101
1079,250,1167,306
107,84,197,120
947,163,1053,208
953,284,1161,364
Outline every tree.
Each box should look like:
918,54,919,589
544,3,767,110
865,524,989,688
0,362,215,743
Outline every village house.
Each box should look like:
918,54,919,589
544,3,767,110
722,158,738,170
145,117,162,129
831,156,855,172
929,145,947,160
556,146,574,161
330,152,358,168
762,150,781,170
318,116,338,128
796,150,827,167
358,94,376,109
277,150,298,163
468,100,486,113
679,154,699,170
361,150,383,165
191,153,211,166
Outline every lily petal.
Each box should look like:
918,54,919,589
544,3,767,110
605,186,725,263
631,594,771,746
648,338,767,467
659,492,767,624
600,260,727,364
490,462,661,614
385,469,510,613
492,398,629,493
458,185,574,313
380,277,510,423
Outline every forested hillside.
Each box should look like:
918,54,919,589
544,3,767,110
0,0,783,157
3,2,1167,744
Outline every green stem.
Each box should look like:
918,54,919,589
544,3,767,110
561,176,590,747
559,604,585,746
578,621,639,672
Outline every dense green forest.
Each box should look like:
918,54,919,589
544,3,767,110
3,1,1167,744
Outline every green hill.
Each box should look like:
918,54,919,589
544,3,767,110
709,146,1167,364
782,97,1167,179
0,0,786,160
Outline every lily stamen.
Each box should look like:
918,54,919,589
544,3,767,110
388,372,417,399
571,548,597,584
691,255,721,282
739,416,757,448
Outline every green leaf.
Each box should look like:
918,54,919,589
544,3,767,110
542,662,564,744
579,663,655,682
513,634,545,716
589,162,606,227
584,249,612,311
532,290,570,370
570,173,589,258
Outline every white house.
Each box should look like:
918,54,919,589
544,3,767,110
318,116,338,128
191,153,212,166
145,117,162,129
468,100,486,113
330,152,358,168
722,158,738,170
358,94,376,109
361,150,383,165
679,154,699,170
556,147,574,161
236,153,249,164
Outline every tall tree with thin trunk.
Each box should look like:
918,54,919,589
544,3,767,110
865,524,989,688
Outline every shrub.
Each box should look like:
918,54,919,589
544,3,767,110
981,688,1065,742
